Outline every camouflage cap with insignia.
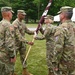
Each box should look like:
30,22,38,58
58,6,73,14
17,10,26,15
44,15,54,20
1,6,14,13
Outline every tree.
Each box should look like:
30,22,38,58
0,0,75,22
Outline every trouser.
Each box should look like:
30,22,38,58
16,42,26,68
0,61,14,75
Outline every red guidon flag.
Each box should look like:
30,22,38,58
36,0,52,33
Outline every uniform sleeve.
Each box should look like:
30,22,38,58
24,25,34,35
44,25,52,37
35,35,45,40
15,27,25,41
13,22,22,39
52,28,65,68
35,26,52,40
14,23,27,42
5,26,15,58
39,27,44,34
16,29,28,43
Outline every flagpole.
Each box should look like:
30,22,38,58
23,0,52,66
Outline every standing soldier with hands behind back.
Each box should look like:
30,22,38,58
52,6,75,75
12,10,34,75
0,7,16,75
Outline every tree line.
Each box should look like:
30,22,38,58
0,0,75,23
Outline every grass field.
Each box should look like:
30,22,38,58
15,24,48,75
26,23,37,28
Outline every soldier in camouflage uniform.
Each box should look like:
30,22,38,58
0,7,16,75
34,15,57,75
72,22,75,45
52,6,75,75
12,10,34,75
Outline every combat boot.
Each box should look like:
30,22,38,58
22,68,33,75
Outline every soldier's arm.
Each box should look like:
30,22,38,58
24,25,34,35
44,25,52,37
14,26,28,43
13,22,28,43
14,25,34,45
52,28,65,70
5,26,15,58
35,26,52,40
39,27,44,34
34,35,45,40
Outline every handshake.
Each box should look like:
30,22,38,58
26,31,38,46
26,32,37,45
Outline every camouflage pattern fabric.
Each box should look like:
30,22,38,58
35,24,57,73
52,20,75,75
72,22,75,45
0,19,15,75
12,18,34,68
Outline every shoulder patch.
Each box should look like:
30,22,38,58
54,27,64,36
54,30,61,36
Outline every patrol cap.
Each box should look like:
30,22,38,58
17,10,26,15
1,6,14,13
44,15,54,20
58,6,73,14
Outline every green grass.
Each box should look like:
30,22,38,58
26,24,38,28
26,23,57,28
14,24,48,75
26,23,47,28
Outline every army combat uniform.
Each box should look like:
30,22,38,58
52,19,75,75
35,23,57,73
12,18,34,68
0,19,15,75
35,15,58,75
51,6,75,75
72,22,75,45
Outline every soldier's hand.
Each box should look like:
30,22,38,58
34,31,37,38
27,42,34,45
34,37,38,40
10,57,16,63
54,67,58,71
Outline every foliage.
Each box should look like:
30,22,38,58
0,0,75,22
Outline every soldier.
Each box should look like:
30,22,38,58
12,10,34,75
34,15,57,75
0,7,16,75
52,6,75,75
